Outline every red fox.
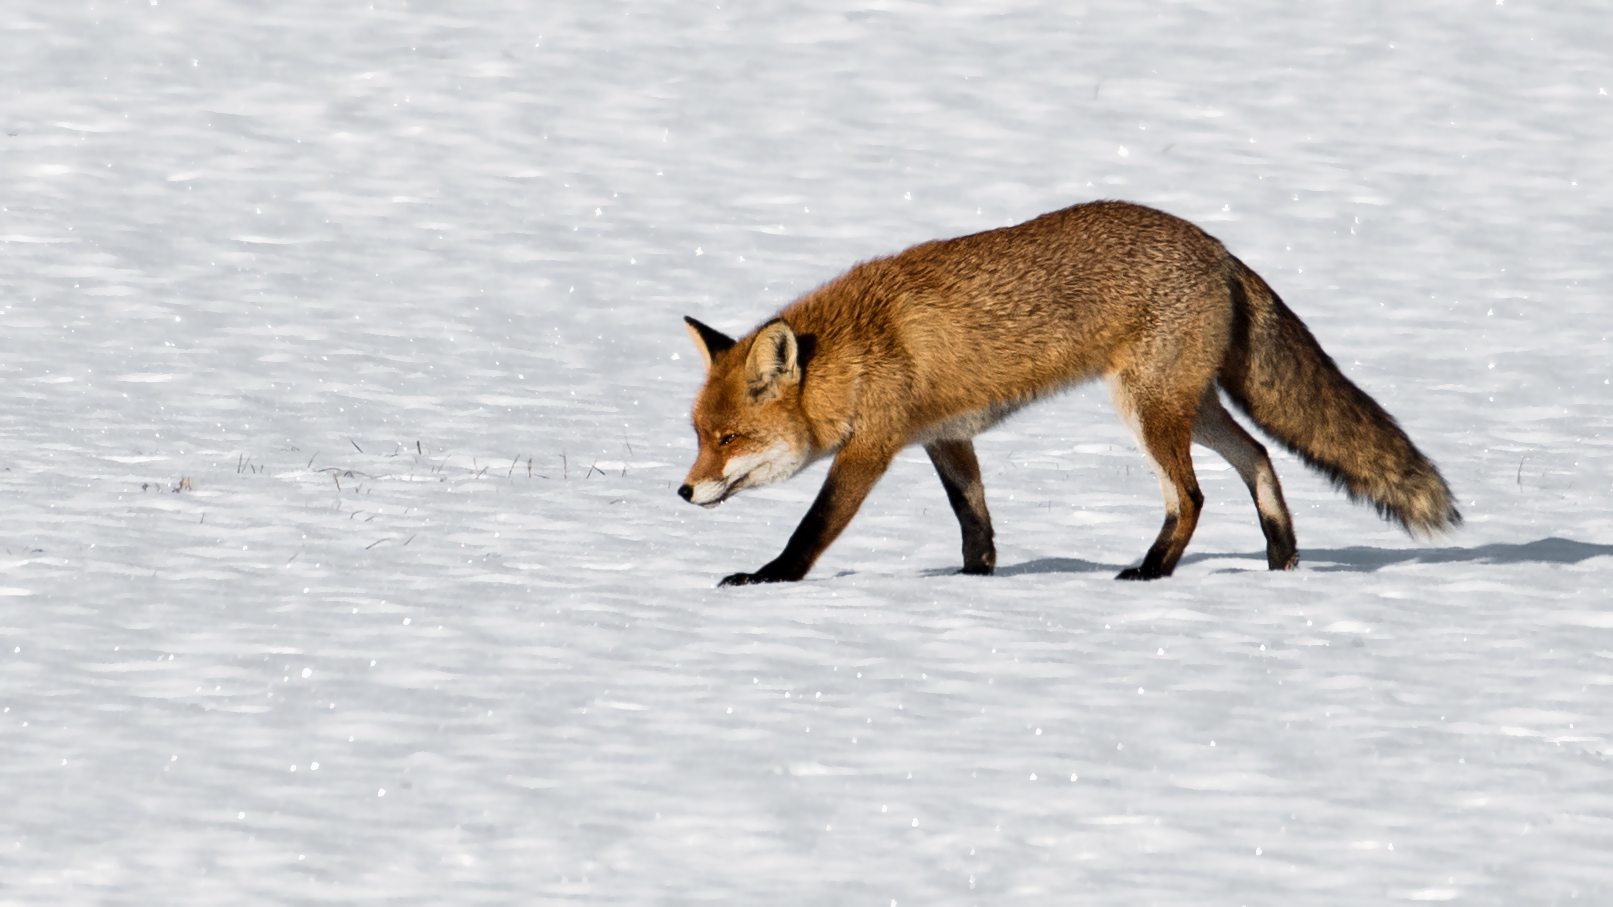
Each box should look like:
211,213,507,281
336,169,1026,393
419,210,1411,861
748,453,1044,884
678,200,1460,586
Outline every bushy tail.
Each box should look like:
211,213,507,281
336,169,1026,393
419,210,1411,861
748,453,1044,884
1218,257,1461,537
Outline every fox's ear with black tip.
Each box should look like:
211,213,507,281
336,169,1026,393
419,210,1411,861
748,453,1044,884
745,320,800,398
683,316,736,370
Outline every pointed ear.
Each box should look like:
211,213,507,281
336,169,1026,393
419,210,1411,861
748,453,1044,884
745,320,800,397
683,316,736,369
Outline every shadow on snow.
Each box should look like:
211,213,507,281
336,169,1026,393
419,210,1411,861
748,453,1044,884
989,537,1613,577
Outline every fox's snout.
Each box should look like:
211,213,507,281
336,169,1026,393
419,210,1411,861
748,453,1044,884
679,438,807,508
678,471,730,507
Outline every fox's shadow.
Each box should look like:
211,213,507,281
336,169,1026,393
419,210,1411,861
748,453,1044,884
991,537,1613,577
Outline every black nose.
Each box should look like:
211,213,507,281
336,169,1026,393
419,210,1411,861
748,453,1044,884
677,484,693,501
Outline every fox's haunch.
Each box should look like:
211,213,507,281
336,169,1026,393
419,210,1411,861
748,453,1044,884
1218,259,1462,538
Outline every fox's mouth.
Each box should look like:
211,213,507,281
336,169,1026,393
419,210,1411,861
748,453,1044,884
702,477,748,507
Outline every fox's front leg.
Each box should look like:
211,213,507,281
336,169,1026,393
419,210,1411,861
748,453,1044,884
720,438,897,587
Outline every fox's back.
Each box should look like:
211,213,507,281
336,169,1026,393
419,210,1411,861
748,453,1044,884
898,200,1231,337
780,201,1236,430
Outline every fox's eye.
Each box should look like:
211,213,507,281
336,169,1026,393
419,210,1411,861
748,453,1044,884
718,433,739,447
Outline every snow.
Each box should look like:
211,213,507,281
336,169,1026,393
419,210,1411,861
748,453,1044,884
2,0,1610,903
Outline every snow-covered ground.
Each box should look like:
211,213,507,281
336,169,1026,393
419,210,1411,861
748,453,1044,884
3,1,1611,903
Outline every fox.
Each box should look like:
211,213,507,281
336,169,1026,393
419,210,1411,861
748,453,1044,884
678,200,1460,587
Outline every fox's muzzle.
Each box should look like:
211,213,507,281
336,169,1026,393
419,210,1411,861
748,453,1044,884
680,441,804,508
678,479,729,507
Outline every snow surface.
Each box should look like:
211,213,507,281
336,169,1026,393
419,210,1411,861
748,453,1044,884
3,1,1612,903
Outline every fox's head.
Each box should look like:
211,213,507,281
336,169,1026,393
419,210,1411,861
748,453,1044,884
678,316,815,507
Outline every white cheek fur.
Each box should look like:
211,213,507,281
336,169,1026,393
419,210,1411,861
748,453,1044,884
724,441,806,489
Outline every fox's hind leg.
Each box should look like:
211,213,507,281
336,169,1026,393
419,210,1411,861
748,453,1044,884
925,440,996,575
1193,387,1298,570
1109,374,1205,580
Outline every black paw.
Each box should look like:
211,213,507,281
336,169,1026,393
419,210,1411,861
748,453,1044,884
1116,565,1165,581
957,563,995,576
719,570,791,587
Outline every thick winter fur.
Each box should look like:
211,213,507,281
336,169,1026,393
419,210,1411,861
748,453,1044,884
679,200,1460,586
